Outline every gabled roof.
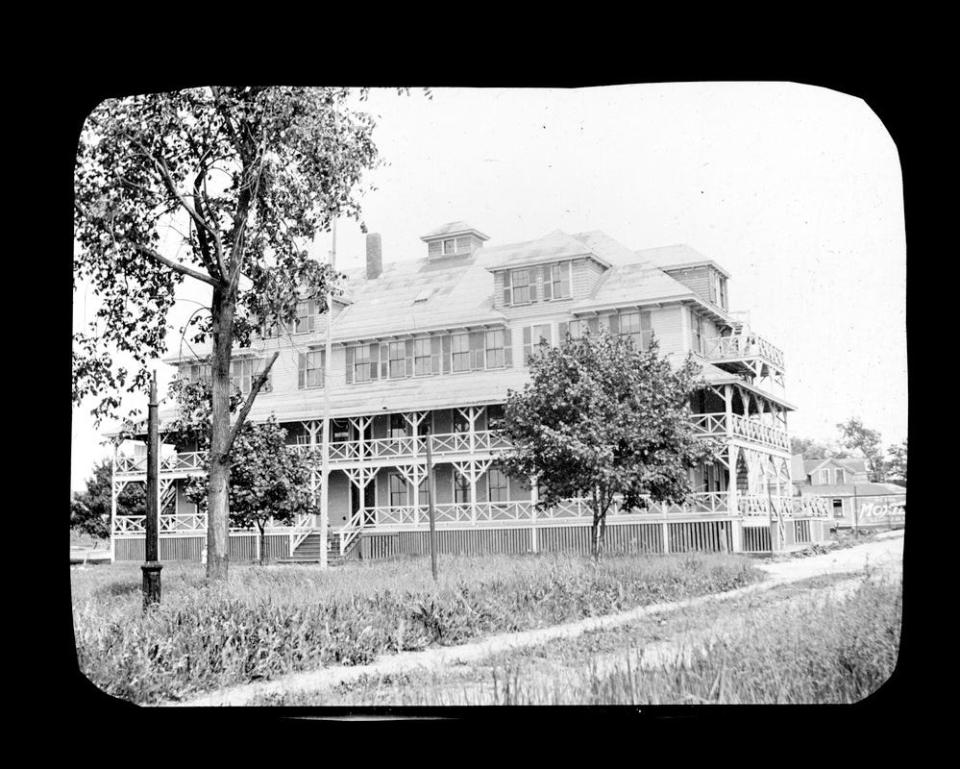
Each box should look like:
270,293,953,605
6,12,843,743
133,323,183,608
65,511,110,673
640,244,732,279
420,221,490,241
804,456,868,475
476,229,602,271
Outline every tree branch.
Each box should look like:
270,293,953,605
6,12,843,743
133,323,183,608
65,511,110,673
74,200,218,287
223,351,280,457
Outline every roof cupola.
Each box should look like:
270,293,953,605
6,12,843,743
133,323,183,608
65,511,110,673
420,221,490,258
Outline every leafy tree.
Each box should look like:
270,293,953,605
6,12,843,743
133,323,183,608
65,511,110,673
172,379,317,565
885,439,907,486
790,436,849,460
836,417,885,482
73,87,380,579
71,458,146,540
502,330,720,560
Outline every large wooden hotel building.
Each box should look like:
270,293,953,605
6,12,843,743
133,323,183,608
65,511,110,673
110,222,829,563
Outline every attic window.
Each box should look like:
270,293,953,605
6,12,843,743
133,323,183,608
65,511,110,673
413,286,436,304
443,239,456,255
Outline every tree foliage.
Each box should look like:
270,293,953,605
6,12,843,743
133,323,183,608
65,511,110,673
172,380,316,564
74,86,382,578
836,417,885,481
885,439,907,486
71,458,146,539
74,86,379,422
502,330,720,560
790,435,849,460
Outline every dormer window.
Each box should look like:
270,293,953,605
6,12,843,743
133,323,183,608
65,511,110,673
508,269,532,304
443,239,457,255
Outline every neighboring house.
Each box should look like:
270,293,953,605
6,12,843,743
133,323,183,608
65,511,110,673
109,222,831,563
791,453,906,529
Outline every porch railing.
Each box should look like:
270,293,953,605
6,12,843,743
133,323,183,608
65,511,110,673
690,412,789,451
112,511,315,536
704,333,785,370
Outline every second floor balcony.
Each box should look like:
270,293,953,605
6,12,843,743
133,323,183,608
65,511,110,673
114,411,789,479
704,332,785,374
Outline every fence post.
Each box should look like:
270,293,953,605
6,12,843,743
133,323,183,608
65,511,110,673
662,521,670,554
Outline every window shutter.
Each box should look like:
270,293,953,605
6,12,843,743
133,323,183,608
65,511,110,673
405,339,414,377
608,313,619,335
503,328,513,367
431,336,442,374
522,326,532,364
587,317,599,334
369,344,379,381
307,300,316,332
298,353,306,389
557,321,568,343
542,265,553,300
641,311,653,350
529,278,537,303
503,273,512,306
469,331,485,370
320,349,326,388
345,347,354,384
379,343,388,379
441,335,451,374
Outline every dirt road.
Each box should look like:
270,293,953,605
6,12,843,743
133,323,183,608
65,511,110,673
175,532,904,707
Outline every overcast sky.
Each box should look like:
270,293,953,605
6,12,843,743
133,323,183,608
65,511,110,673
71,82,907,491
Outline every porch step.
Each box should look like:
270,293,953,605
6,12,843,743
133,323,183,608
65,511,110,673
278,531,358,566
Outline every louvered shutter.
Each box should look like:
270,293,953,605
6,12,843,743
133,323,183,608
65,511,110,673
608,313,619,335
641,311,653,351
307,300,316,333
529,276,537,303
587,317,599,334
368,344,379,381
405,339,414,377
298,353,306,389
345,347,354,384
441,335,451,374
503,328,513,368
522,326,532,364
379,343,388,379
503,272,512,306
542,264,553,300
470,331,485,370
558,321,568,343
320,349,326,388
431,336,441,374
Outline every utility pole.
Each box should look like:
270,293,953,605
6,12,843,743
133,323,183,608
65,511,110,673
424,426,438,581
142,370,162,609
319,220,335,570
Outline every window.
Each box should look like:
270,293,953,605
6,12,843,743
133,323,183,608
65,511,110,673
691,312,704,354
182,362,212,383
454,473,470,504
231,358,272,394
543,262,571,300
567,318,599,339
453,409,470,434
298,350,324,389
389,413,407,439
332,419,350,443
835,468,846,484
353,345,371,383
418,477,430,506
414,338,433,375
487,466,508,502
289,300,317,334
522,324,552,364
451,333,471,372
388,341,406,379
510,269,531,304
833,499,844,519
486,404,505,432
443,238,456,255
388,473,408,507
485,329,505,369
618,310,653,350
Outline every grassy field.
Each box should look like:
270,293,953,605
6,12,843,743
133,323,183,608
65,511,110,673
254,572,901,706
71,552,759,705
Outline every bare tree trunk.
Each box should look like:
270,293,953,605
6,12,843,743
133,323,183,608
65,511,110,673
258,522,267,566
591,487,601,562
207,286,235,580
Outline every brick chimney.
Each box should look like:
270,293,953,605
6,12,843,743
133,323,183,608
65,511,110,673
366,233,382,280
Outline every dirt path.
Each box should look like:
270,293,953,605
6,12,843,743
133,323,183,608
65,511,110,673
174,533,903,707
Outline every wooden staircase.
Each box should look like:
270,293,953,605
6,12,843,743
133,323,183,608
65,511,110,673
279,530,360,566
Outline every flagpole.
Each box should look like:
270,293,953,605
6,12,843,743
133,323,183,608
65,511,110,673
319,220,335,569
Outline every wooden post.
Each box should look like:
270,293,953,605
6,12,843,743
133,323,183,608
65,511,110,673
141,370,162,609
530,477,539,553
424,427,438,581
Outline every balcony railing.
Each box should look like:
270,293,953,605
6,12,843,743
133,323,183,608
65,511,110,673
704,333,785,370
690,412,789,451
116,417,787,479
